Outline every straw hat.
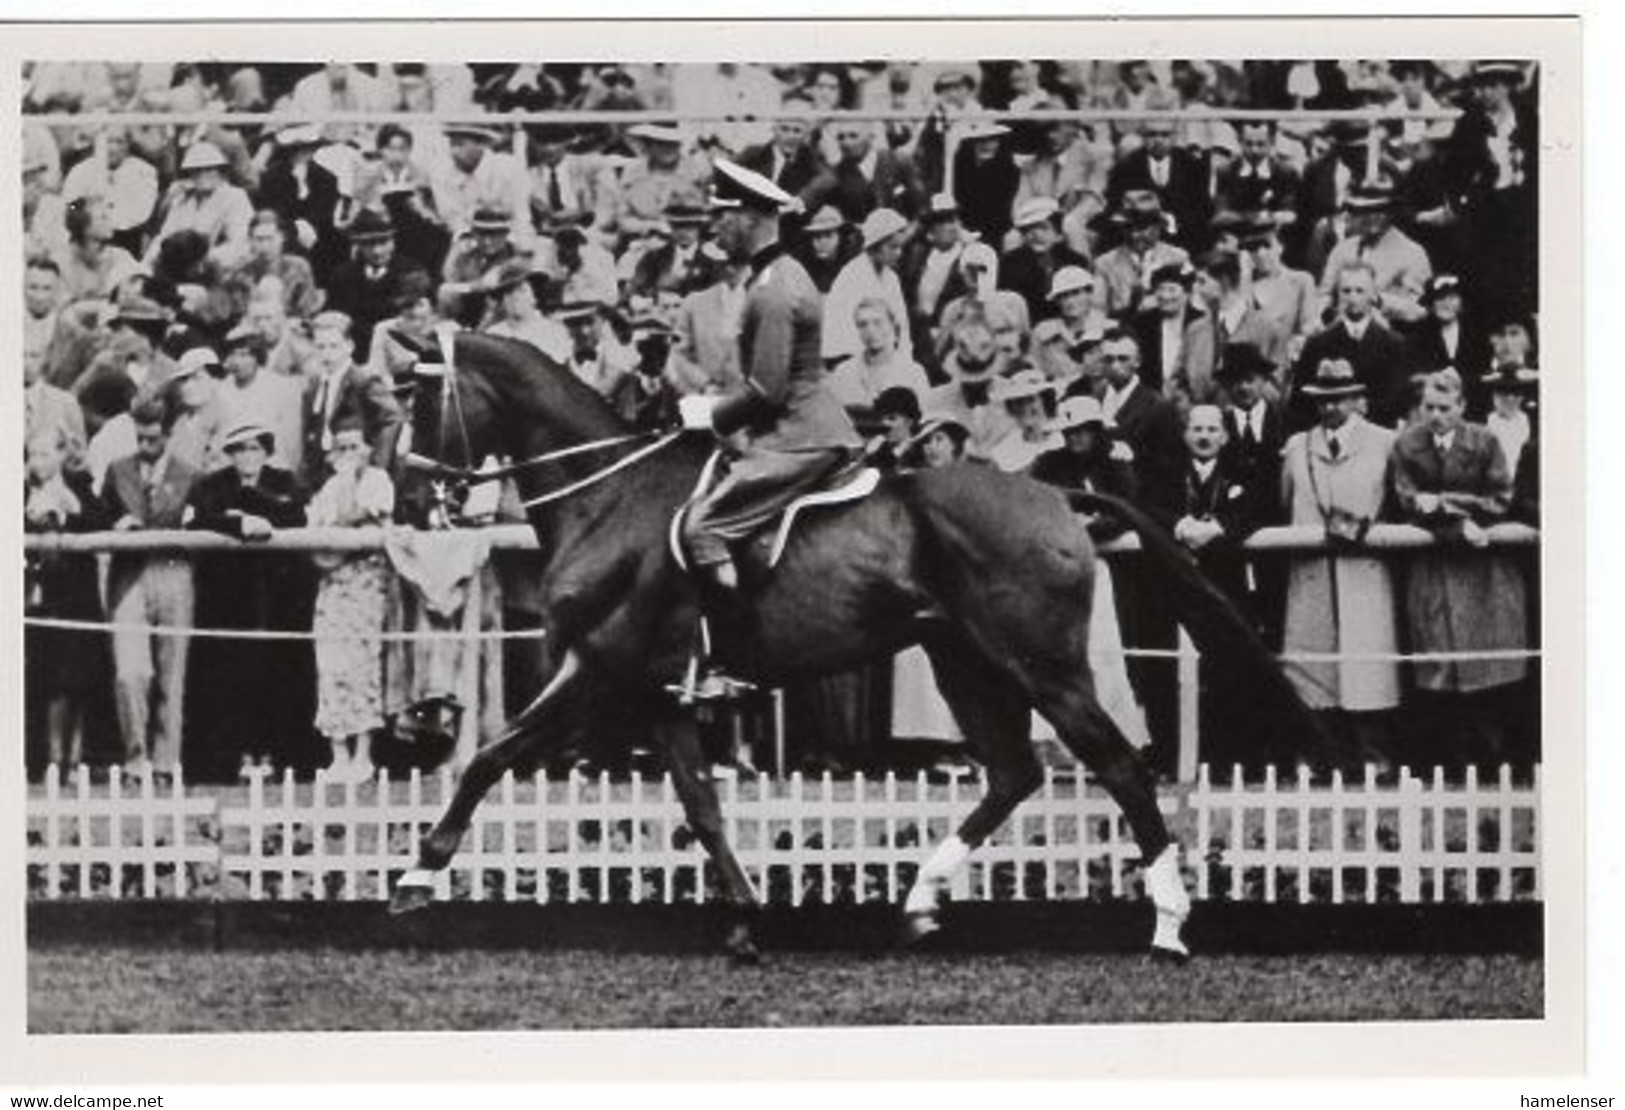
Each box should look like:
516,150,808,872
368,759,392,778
1012,196,1060,229
1047,266,1097,301
990,366,1057,405
804,205,846,235
218,421,275,454
178,141,229,173
1299,358,1366,398
1051,395,1108,433
860,207,910,250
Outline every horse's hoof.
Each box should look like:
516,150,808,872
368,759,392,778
901,910,942,946
389,873,435,916
1149,943,1191,967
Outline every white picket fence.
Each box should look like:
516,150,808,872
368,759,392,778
25,763,1540,907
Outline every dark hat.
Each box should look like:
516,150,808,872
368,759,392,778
663,197,712,224
1214,342,1276,384
1421,273,1463,305
346,207,395,242
1111,205,1167,231
391,270,436,312
1235,211,1283,247
218,421,275,454
482,256,538,294
1149,261,1197,290
873,386,922,423
803,205,846,235
1482,365,1539,394
1343,180,1398,213
470,206,513,233
1299,357,1366,398
110,295,171,328
537,208,590,242
1199,247,1243,281
221,321,267,354
710,157,794,214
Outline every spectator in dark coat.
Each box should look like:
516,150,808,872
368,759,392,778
184,421,314,779
323,207,434,363
998,197,1091,322
254,123,346,282
951,120,1021,244
1291,261,1411,429
736,91,827,200
1408,273,1491,408
1106,103,1212,251
805,119,926,225
1214,120,1301,225
301,310,405,490
1131,261,1217,403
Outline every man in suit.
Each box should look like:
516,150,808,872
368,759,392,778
324,207,434,364
1131,261,1217,403
1292,261,1412,429
1316,182,1433,327
525,123,608,236
736,90,827,202
1097,327,1184,521
998,197,1092,323
672,253,750,396
1215,120,1302,222
628,197,721,301
805,119,926,225
1106,105,1212,251
100,398,199,776
898,194,975,369
1092,205,1190,321
300,310,403,490
1216,341,1289,501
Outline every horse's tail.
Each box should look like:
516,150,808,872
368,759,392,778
1071,489,1344,770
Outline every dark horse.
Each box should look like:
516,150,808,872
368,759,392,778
388,329,1328,961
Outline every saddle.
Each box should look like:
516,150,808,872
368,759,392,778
668,451,882,573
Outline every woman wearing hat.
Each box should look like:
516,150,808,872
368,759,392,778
481,257,571,363
1445,61,1537,325
822,207,915,366
792,204,854,293
257,122,345,281
185,420,314,779
1481,363,1537,485
932,241,1032,366
986,366,1061,473
1132,260,1217,404
147,140,254,271
306,415,397,783
225,209,325,323
950,119,1019,243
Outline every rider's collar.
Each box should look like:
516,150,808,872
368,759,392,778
748,240,786,280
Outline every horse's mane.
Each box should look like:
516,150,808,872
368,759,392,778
454,330,631,442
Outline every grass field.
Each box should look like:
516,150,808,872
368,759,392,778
28,946,1542,1032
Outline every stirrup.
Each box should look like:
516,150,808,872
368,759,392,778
666,656,757,706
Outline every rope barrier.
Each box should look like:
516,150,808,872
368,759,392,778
21,615,1538,662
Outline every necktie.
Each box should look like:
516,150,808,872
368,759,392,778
548,167,564,212
1327,435,1341,460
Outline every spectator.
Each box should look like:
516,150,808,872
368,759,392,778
1237,214,1317,370
256,124,347,281
225,210,325,323
1292,262,1411,429
672,250,749,395
289,62,392,117
246,293,318,381
431,123,533,249
302,310,405,489
999,197,1092,322
986,366,1061,473
440,205,524,323
629,197,720,300
1214,119,1301,224
55,194,142,311
613,124,708,243
161,347,225,473
25,330,89,472
24,150,69,259
1217,341,1289,499
610,315,686,431
1389,368,1530,767
24,429,111,778
823,208,912,365
558,302,636,401
1293,121,1368,268
216,323,307,477
736,90,828,200
1106,96,1213,249
672,62,780,152
74,295,180,443
365,272,441,382
1408,275,1490,397
1316,181,1432,326
1031,267,1108,389
951,120,1019,244
1201,246,1290,375
1481,364,1537,484
899,194,975,360
863,386,922,470
481,258,571,363
1132,261,1217,403
24,257,97,391
151,229,237,340
1091,206,1190,320
921,313,1016,461
147,140,254,270
1279,358,1402,762
324,208,434,363
307,418,396,782
806,115,925,225
100,399,199,778
1477,316,1538,422
525,123,608,235
1096,328,1184,519
370,124,452,277
826,297,930,417
903,411,971,470
793,204,853,293
534,214,620,308
59,125,160,256
936,241,1032,364
1014,112,1112,255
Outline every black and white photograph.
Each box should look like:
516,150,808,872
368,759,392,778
0,11,1599,1094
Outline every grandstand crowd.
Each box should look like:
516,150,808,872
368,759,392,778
22,59,1540,786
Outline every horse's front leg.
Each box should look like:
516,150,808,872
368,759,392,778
663,722,762,964
390,649,587,914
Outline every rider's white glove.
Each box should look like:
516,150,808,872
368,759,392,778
679,394,718,431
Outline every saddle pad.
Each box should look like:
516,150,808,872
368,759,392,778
768,466,881,567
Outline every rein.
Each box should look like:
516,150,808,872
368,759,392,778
409,325,684,510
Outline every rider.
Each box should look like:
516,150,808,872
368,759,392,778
677,159,863,593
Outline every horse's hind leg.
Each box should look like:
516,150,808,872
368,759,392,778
662,722,763,963
390,648,589,913
901,633,1042,941
1036,679,1191,961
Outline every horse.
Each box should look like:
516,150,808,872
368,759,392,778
385,327,1332,962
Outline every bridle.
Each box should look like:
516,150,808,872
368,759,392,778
404,323,681,513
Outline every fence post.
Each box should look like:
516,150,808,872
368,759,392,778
1398,768,1422,902
1176,627,1200,783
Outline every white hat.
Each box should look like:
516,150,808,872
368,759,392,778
860,207,910,250
1013,196,1061,228
1051,395,1107,432
174,347,221,379
179,141,229,173
628,122,685,145
990,366,1057,404
1047,266,1098,301
960,241,998,271
274,123,325,148
961,118,1011,142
